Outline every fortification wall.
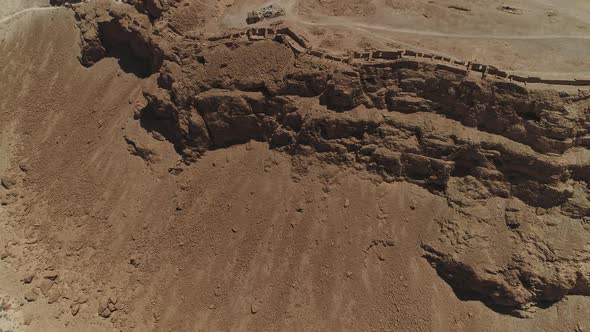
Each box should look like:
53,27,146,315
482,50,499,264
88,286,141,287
204,26,590,88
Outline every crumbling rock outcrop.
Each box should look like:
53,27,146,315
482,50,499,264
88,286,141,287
422,194,590,315
320,71,370,111
66,1,171,77
194,90,293,148
359,61,589,154
267,70,328,97
57,0,590,316
124,0,171,19
138,39,590,313
50,0,84,6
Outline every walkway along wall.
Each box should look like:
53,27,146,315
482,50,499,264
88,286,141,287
205,26,590,88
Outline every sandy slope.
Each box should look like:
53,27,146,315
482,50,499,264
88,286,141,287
0,0,48,18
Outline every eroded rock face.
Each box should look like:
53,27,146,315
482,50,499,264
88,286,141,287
321,71,370,111
58,0,590,316
139,46,590,314
360,62,589,154
124,0,171,19
67,1,169,77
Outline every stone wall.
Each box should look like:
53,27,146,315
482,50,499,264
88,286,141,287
205,26,590,88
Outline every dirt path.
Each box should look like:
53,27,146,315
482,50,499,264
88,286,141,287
316,19,590,41
0,7,56,25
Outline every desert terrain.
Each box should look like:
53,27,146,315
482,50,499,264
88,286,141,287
1,0,590,331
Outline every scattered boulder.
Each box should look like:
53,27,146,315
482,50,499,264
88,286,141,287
250,302,259,314
70,302,81,316
21,274,34,284
39,279,54,296
1,176,16,190
98,296,121,318
74,293,89,304
498,6,522,15
18,162,30,173
448,5,471,12
47,290,61,304
44,272,59,281
24,289,39,302
124,136,158,164
100,307,112,318
23,312,33,326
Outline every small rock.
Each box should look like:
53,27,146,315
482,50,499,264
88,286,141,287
70,303,81,316
22,274,34,284
39,279,54,295
75,294,89,304
346,271,353,278
19,162,30,173
231,228,237,233
130,256,141,268
505,215,520,229
47,290,61,304
99,307,111,318
24,237,38,245
98,296,109,312
114,302,124,311
409,200,417,210
209,304,216,310
24,289,39,302
344,198,350,208
23,313,33,325
1,300,11,311
44,272,59,281
250,302,259,314
108,302,116,312
0,176,16,190
151,132,166,141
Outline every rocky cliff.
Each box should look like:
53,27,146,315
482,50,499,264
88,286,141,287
57,0,590,316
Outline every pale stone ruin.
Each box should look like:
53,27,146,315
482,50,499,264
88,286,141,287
204,25,590,88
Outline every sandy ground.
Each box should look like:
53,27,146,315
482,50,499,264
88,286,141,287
0,0,48,17
0,0,590,331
